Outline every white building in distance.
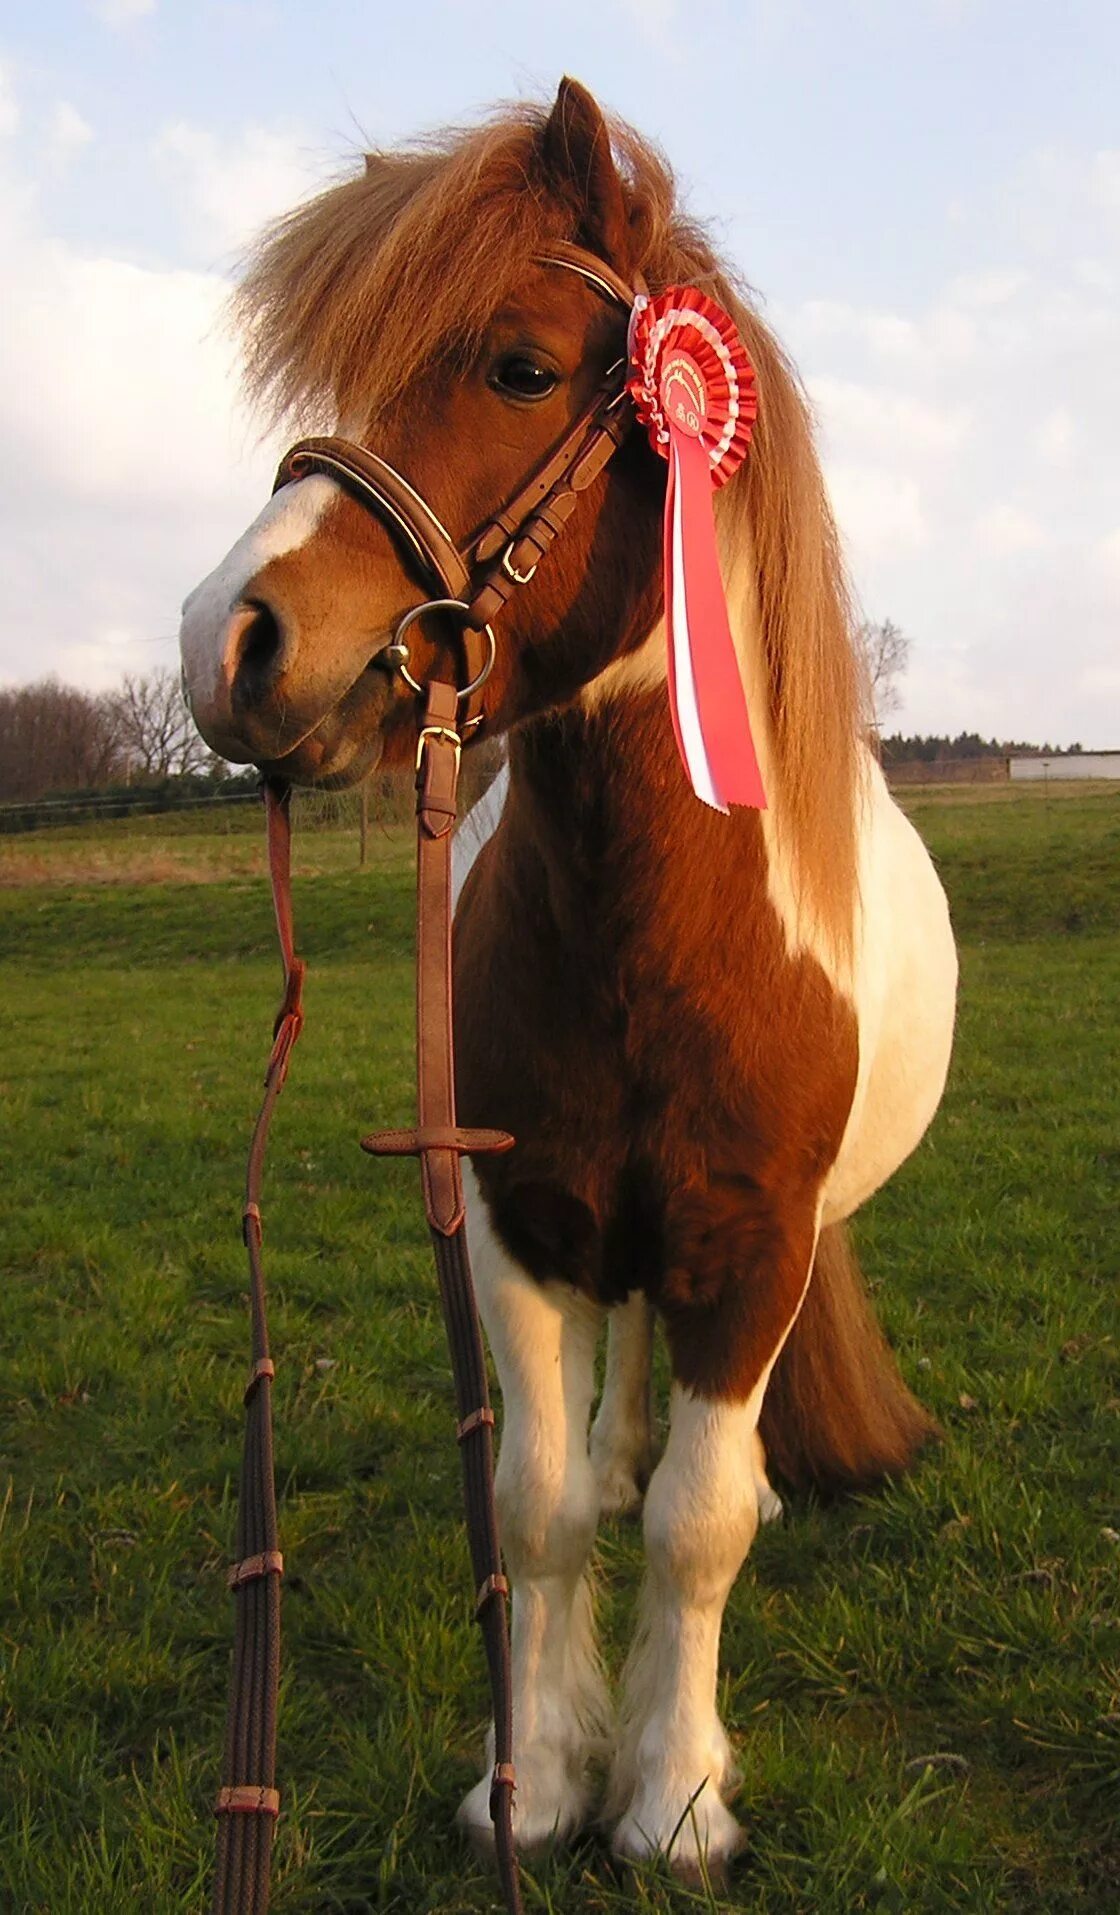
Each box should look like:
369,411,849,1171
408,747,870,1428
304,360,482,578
1008,750,1120,781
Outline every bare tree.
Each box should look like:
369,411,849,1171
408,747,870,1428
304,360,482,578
111,667,217,781
0,679,126,801
857,618,911,727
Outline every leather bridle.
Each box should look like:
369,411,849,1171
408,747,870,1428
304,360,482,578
271,240,638,732
211,243,640,1915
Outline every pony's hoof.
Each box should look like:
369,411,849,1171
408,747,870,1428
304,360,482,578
459,1805,497,1867
594,1459,647,1517
612,1781,745,1881
457,1765,589,1858
758,1483,784,1524
591,1436,653,1517
752,1429,783,1524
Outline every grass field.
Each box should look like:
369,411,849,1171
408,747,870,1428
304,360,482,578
2,782,1118,1913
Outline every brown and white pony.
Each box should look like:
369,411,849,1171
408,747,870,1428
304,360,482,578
180,79,957,1878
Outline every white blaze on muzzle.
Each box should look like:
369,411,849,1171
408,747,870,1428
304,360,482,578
179,474,339,714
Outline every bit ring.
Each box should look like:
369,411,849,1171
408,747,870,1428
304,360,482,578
387,599,496,703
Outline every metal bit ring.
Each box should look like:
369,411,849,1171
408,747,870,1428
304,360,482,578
387,598,496,703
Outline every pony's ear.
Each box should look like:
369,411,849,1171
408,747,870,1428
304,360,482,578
540,77,630,269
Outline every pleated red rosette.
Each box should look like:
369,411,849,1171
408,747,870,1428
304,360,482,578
627,287,765,811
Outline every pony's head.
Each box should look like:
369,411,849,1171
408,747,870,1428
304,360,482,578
180,80,675,784
180,79,862,935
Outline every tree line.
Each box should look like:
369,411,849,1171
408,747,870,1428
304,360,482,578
0,670,222,804
3,621,916,802
3,641,1060,805
879,732,1078,766
0,668,503,833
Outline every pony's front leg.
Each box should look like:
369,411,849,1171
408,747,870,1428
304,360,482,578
609,1384,760,1876
609,1209,815,1879
590,1290,655,1515
458,1169,608,1853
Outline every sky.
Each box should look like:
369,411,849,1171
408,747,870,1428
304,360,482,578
1,0,1118,745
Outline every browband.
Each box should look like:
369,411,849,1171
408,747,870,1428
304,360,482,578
536,241,636,310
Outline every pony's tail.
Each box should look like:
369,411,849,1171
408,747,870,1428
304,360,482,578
759,1221,939,1495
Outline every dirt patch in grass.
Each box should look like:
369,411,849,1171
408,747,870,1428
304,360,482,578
0,813,413,889
0,851,255,887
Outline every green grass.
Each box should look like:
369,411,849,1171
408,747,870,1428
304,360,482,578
2,783,1118,1912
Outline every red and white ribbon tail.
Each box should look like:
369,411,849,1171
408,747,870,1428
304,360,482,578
664,431,767,812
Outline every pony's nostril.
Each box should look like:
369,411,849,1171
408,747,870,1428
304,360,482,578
228,598,285,704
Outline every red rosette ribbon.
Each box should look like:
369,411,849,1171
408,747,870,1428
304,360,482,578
627,287,765,811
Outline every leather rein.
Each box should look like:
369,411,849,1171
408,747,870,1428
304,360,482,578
210,244,636,1915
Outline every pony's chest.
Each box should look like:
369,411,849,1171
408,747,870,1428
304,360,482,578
455,851,858,1299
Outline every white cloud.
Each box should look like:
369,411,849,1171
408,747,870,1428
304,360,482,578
1079,663,1120,699
796,299,920,361
1034,406,1076,465
774,146,1120,744
91,0,156,26
973,504,1048,557
0,101,333,697
1089,150,1120,210
944,267,1029,308
48,101,94,168
1095,529,1120,582
810,375,969,458
827,465,929,561
0,109,333,695
0,153,284,692
155,120,329,261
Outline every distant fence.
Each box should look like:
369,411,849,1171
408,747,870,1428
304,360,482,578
1,744,506,836
885,757,1008,787
0,786,262,834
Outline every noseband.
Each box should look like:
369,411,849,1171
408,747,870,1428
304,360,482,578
271,241,637,729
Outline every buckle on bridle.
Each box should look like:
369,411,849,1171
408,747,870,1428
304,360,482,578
385,597,496,703
415,725,462,773
500,540,538,586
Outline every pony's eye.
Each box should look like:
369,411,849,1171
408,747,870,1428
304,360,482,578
488,354,560,401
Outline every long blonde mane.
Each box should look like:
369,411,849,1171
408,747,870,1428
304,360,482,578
235,101,865,947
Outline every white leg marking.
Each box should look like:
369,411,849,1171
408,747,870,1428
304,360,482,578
457,1165,608,1852
590,1291,655,1516
179,475,339,713
610,1382,765,1876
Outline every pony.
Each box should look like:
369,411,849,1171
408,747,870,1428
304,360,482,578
179,78,957,1880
